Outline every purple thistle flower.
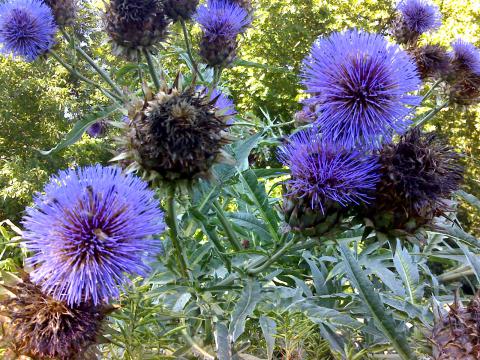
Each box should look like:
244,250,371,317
451,39,480,76
87,120,107,138
195,0,250,40
302,30,421,150
22,165,165,306
0,0,57,61
397,0,441,34
278,129,380,213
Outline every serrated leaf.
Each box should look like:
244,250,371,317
457,190,480,212
238,170,280,243
338,243,416,360
259,316,276,360
215,322,232,360
459,244,480,285
435,224,480,248
227,212,271,241
393,241,419,304
234,132,263,171
229,280,262,342
40,104,121,155
302,252,328,295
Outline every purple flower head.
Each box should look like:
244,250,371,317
397,0,441,34
451,39,480,75
87,120,107,138
302,30,421,150
195,0,250,41
22,165,165,306
0,0,57,61
278,129,380,213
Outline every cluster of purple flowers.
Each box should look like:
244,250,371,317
280,28,422,216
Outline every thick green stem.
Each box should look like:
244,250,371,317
180,19,204,81
213,200,242,251
415,101,449,127
438,266,473,282
421,79,443,103
143,49,161,91
247,237,296,275
49,50,122,103
167,185,188,278
61,29,124,98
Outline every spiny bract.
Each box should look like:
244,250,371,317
368,127,463,235
104,0,170,59
431,294,480,359
278,129,380,237
116,76,235,182
43,0,77,27
0,272,114,360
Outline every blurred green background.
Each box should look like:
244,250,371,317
1,0,479,232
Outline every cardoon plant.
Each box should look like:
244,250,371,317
163,0,199,21
0,0,57,62
446,40,480,105
2,0,480,358
195,0,250,67
397,0,441,34
104,0,170,59
367,127,464,235
43,0,77,27
302,30,421,149
116,76,235,182
450,39,480,76
0,272,114,359
279,129,380,236
22,165,165,306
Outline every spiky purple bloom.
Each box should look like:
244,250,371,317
87,120,107,138
302,30,421,150
195,0,250,40
451,39,480,75
397,0,441,34
0,0,56,61
22,165,165,306
278,130,380,213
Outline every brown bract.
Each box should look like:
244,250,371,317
104,0,170,59
114,74,235,183
431,293,480,359
0,271,116,360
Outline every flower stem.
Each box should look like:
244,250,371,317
415,101,449,127
143,49,161,91
49,50,123,103
421,79,443,104
166,185,188,278
60,29,124,98
247,237,296,275
213,200,242,251
180,19,204,81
